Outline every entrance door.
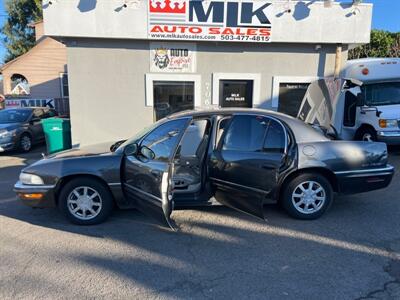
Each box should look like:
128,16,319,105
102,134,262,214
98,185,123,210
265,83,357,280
122,117,191,229
153,81,194,121
209,114,288,219
219,80,253,108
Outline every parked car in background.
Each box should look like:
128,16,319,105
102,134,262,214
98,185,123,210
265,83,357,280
0,107,58,153
298,58,400,144
14,108,394,228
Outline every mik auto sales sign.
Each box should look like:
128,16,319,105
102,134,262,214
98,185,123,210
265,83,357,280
148,0,273,43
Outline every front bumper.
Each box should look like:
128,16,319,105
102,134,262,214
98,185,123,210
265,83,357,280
0,141,16,152
335,165,395,194
14,181,57,208
377,131,400,145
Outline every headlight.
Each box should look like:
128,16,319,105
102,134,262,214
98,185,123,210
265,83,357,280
0,129,17,139
379,119,398,128
19,173,44,185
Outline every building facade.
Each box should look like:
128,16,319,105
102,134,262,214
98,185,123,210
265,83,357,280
43,0,372,146
1,22,69,115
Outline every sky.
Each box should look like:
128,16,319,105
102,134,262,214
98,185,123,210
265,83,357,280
0,0,399,64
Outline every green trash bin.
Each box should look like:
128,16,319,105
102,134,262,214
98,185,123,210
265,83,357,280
42,118,72,154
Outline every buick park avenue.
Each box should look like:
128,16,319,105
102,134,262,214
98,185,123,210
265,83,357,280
14,109,394,228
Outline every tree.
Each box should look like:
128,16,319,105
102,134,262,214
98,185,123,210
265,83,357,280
349,30,400,59
1,0,42,63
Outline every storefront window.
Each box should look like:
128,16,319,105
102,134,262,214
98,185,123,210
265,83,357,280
278,83,310,117
153,81,194,121
219,80,253,108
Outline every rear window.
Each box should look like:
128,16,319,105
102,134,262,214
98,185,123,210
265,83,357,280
363,82,400,106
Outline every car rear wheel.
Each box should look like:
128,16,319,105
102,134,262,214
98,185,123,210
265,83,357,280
282,173,333,220
19,134,32,152
58,178,114,225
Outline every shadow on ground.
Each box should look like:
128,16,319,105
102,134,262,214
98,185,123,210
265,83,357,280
0,146,399,298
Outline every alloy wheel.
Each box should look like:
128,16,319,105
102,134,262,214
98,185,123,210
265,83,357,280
21,135,32,151
291,181,326,215
67,186,103,220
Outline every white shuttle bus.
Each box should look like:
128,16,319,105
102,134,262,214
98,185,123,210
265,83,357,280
298,58,400,144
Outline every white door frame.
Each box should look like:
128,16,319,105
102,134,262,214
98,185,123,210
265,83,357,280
271,76,320,108
145,73,202,107
212,73,261,107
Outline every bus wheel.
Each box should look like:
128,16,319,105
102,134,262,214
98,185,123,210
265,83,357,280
356,127,377,142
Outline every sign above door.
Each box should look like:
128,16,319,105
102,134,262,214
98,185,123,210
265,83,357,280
148,0,272,43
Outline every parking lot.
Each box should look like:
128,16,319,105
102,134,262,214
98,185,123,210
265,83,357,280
0,146,399,300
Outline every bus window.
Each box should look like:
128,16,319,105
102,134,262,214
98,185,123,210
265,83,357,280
363,82,400,106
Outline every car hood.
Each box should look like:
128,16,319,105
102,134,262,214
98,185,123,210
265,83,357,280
0,123,21,131
378,105,400,120
47,142,114,159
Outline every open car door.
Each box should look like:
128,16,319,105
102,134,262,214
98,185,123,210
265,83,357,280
122,117,191,229
209,114,289,220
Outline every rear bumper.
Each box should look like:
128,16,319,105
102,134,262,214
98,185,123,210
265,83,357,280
335,165,394,194
377,131,400,145
14,181,57,208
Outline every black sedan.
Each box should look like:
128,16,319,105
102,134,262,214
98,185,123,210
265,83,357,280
14,109,394,228
0,107,58,152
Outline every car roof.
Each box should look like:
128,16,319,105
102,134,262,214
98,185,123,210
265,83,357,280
3,107,52,111
167,108,329,143
3,107,34,111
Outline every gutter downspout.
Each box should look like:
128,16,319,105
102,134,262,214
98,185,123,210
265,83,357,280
334,44,343,79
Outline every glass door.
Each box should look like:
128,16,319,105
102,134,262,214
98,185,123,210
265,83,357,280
219,80,253,108
153,81,194,121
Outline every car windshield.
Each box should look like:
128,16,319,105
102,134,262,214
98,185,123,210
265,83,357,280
0,109,31,124
116,121,161,151
363,81,400,106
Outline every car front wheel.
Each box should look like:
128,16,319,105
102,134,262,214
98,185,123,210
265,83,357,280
19,134,32,152
282,173,333,220
58,178,114,225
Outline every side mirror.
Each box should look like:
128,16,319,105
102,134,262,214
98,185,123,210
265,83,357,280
139,146,156,160
123,143,138,156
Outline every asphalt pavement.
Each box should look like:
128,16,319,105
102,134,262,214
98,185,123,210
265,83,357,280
0,145,400,300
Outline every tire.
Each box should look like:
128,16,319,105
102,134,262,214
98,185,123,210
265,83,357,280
19,134,32,152
58,177,114,225
356,127,377,142
282,173,333,220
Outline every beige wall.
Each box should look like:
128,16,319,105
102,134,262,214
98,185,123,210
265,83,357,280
34,22,45,41
67,38,348,147
2,37,67,99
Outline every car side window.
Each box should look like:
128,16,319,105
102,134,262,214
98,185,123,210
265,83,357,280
263,119,286,153
140,118,188,162
222,115,269,152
